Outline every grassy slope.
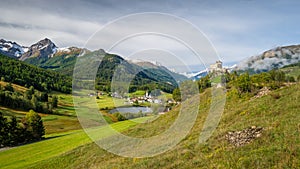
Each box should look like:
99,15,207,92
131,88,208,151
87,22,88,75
0,81,28,92
28,83,300,169
281,65,300,79
0,117,151,169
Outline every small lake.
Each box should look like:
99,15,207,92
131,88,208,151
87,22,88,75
109,107,152,114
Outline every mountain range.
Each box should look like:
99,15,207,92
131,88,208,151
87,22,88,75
1,38,300,80
0,38,187,93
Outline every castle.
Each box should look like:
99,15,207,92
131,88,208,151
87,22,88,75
209,60,227,75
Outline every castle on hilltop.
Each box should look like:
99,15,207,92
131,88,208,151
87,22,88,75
209,60,227,75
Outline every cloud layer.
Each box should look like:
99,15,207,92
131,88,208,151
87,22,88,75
1,0,300,67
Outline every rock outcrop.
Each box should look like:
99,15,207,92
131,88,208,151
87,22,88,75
225,126,263,147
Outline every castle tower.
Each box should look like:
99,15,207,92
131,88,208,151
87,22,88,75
216,60,222,69
209,60,223,72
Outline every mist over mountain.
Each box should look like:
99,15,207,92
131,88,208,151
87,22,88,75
178,44,300,77
236,44,300,72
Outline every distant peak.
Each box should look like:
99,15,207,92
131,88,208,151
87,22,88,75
38,38,55,44
96,49,106,54
31,38,57,49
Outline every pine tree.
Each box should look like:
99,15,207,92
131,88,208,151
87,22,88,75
40,92,48,102
0,112,7,147
31,95,38,110
7,116,18,146
52,96,58,108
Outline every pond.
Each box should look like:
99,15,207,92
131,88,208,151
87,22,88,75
109,107,152,114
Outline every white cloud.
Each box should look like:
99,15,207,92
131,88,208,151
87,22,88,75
0,5,102,47
0,0,299,68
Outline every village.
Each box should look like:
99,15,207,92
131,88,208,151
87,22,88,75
91,60,227,107
110,90,177,106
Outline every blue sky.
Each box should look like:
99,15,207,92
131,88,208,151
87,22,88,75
0,0,299,69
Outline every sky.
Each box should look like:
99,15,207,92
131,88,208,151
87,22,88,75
1,0,300,71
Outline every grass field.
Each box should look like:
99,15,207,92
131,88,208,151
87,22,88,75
96,95,124,109
50,91,76,116
128,90,146,97
0,117,151,169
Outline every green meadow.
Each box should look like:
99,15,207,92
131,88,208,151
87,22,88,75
0,117,151,169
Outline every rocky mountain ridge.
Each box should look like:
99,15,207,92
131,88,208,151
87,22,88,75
0,38,79,60
236,44,300,72
0,39,28,58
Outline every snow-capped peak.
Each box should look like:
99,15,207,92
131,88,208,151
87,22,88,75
0,39,28,58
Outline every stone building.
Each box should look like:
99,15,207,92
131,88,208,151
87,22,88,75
209,60,223,72
209,60,227,77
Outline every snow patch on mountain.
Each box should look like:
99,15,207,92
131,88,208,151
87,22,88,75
57,47,71,53
180,68,209,78
0,39,28,58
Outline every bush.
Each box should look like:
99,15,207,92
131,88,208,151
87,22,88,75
113,112,127,121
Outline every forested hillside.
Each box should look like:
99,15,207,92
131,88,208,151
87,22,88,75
0,54,71,93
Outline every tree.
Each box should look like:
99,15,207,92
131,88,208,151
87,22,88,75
31,95,38,110
286,76,295,82
52,96,58,108
4,83,14,92
40,92,48,102
236,72,252,93
270,70,286,82
0,110,45,147
24,110,45,140
25,86,35,100
172,88,181,102
7,116,18,146
0,112,7,147
41,82,48,92
198,75,211,92
28,86,35,95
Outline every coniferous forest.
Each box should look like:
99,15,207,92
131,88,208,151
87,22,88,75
0,54,72,94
